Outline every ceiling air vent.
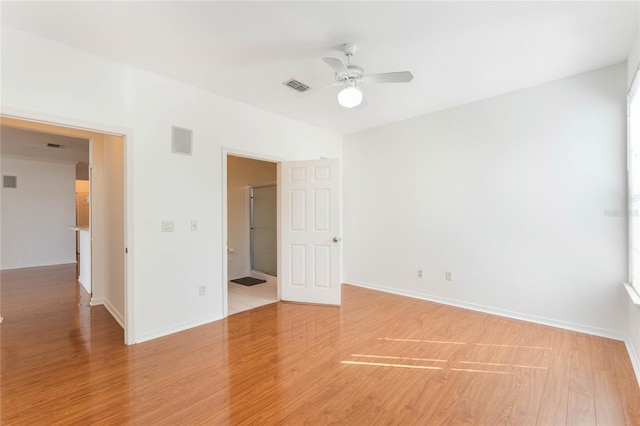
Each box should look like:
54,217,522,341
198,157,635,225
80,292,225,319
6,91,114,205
283,78,310,93
46,143,63,148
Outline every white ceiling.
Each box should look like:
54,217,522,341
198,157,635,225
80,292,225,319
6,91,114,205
1,1,638,135
1,126,89,164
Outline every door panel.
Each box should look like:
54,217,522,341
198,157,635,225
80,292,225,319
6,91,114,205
280,159,341,305
290,245,306,286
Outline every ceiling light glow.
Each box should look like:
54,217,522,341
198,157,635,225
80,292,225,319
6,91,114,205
338,86,363,108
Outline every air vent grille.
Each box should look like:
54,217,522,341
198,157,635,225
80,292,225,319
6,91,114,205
283,79,310,93
3,175,17,189
172,126,193,156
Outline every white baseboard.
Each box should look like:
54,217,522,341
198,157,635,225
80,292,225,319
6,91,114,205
625,337,640,388
1,261,76,271
90,297,124,329
103,300,124,329
345,280,627,342
134,314,221,344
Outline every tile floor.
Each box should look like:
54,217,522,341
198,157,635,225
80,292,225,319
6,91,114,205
228,276,277,315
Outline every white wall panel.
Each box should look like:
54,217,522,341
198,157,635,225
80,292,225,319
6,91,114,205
344,64,627,337
1,158,76,269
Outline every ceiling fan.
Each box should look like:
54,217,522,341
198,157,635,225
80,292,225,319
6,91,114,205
322,43,414,108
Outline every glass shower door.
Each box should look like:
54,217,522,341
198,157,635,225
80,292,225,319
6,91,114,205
250,185,277,276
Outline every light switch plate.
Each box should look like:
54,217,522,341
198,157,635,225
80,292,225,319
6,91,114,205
191,219,198,231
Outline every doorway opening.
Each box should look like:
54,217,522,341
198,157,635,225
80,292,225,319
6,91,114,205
0,115,128,343
226,155,278,315
250,184,277,276
222,150,342,317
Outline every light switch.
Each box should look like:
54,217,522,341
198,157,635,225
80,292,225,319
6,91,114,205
161,220,175,232
191,219,199,231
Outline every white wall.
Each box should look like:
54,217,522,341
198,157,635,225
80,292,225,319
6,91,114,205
227,156,277,280
89,134,126,327
627,30,640,384
105,135,126,322
0,26,342,343
1,157,76,269
344,63,627,338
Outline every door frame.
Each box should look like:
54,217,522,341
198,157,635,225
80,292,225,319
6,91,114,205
1,108,135,344
221,147,283,317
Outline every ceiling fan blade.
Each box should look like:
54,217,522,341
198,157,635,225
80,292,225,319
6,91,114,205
365,71,414,83
323,57,349,74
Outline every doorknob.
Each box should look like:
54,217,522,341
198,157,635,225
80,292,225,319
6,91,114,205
333,237,341,243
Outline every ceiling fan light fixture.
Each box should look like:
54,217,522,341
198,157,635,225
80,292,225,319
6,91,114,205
337,86,363,108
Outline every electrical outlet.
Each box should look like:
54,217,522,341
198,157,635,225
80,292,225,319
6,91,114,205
417,269,423,278
445,271,452,281
161,220,174,232
199,285,207,296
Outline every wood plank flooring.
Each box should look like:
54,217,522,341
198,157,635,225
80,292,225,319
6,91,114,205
2,264,640,425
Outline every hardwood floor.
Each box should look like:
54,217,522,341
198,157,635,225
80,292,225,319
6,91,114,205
2,264,640,425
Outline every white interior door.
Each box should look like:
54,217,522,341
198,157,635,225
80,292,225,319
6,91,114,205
279,159,341,305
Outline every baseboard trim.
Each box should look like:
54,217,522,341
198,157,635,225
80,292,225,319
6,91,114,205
90,297,125,329
625,337,640,388
134,314,221,344
1,261,77,271
104,300,125,329
229,270,251,281
89,297,104,307
345,280,627,342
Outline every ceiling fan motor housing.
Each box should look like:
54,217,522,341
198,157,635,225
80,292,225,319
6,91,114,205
342,42,357,56
337,65,365,84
